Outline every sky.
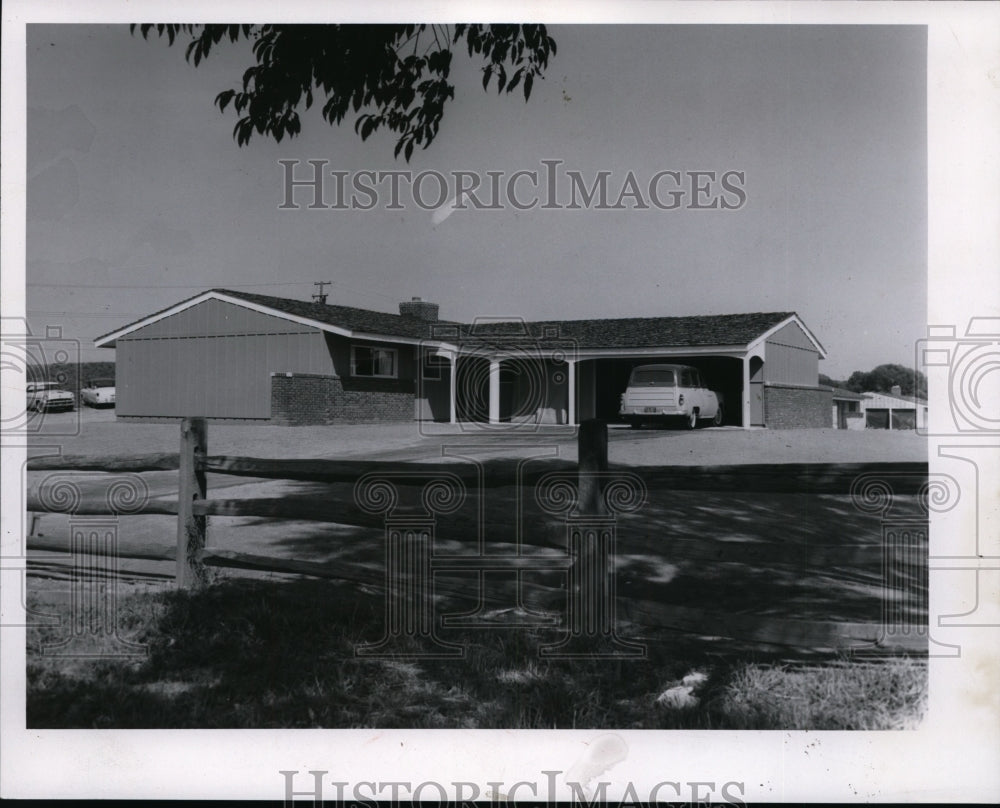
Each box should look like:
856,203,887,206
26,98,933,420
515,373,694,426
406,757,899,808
26,24,927,375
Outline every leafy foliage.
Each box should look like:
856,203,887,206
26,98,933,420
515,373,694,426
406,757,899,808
843,363,927,398
131,24,557,160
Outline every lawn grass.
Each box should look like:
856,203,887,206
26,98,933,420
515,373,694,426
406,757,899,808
26,575,926,730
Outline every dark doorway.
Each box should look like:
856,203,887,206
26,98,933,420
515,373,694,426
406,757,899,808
592,356,745,426
455,357,489,422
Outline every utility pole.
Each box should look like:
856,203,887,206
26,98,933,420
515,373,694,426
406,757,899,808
312,280,331,304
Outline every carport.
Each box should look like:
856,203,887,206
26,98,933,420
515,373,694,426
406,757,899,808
583,355,746,426
444,311,827,430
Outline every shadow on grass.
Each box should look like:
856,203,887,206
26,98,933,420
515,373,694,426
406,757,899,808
241,478,926,628
26,459,928,728
27,576,926,730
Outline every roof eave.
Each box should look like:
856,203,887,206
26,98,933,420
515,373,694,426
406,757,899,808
746,313,827,358
93,289,359,347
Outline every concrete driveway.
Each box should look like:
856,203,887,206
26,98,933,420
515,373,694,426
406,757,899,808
26,406,926,465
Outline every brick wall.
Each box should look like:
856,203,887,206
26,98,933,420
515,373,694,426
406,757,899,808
117,416,269,424
764,384,832,429
270,373,415,425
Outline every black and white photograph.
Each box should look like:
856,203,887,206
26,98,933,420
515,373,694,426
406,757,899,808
2,1,998,803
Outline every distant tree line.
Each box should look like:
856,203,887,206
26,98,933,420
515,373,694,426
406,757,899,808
820,363,927,398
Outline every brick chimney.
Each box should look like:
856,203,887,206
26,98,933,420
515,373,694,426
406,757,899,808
891,384,902,397
399,296,439,322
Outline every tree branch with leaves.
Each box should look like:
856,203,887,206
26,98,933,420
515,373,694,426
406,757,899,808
132,23,557,161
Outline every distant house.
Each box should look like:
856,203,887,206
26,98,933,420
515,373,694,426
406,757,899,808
861,386,928,430
95,289,832,428
822,385,865,430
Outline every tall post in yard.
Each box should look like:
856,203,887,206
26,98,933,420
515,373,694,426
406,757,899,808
176,417,208,588
541,418,645,657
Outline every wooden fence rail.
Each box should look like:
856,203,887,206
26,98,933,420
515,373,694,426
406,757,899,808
27,454,928,495
24,419,929,579
27,453,180,473
25,417,930,654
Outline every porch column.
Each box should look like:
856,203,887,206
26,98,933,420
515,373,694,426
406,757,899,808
742,355,751,430
449,356,457,424
488,359,501,424
566,359,576,425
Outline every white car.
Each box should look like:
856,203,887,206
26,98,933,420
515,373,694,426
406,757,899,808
80,378,116,407
26,381,76,412
619,363,723,429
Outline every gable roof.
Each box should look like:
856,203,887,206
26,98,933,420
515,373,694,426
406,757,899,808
218,289,458,340
95,289,819,355
862,391,928,406
821,385,865,401
455,311,798,349
95,288,457,347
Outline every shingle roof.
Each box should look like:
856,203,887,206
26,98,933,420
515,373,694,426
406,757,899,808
217,289,458,340
97,288,806,352
862,391,928,406
821,385,865,401
455,311,795,349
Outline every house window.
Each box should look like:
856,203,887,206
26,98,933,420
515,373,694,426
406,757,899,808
351,345,397,378
422,351,447,381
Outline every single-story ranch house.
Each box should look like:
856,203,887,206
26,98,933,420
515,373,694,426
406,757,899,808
95,289,833,429
860,388,928,430
824,385,866,430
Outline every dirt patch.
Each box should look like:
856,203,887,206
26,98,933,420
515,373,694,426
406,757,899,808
607,425,926,466
27,408,430,460
28,408,926,466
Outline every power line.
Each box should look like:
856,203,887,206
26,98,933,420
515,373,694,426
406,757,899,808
28,311,145,317
312,280,332,304
27,282,311,289
27,281,401,302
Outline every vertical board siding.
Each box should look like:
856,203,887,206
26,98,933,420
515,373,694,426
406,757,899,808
117,331,330,418
126,297,318,338
116,298,335,418
766,320,817,352
764,340,818,386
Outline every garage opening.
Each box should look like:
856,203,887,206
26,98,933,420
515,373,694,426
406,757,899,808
455,355,561,423
455,357,489,422
866,408,917,430
591,356,745,426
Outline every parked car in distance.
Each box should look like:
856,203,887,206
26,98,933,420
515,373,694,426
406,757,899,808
80,378,116,407
619,363,723,429
26,381,76,412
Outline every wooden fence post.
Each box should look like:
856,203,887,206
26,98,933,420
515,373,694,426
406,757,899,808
577,418,608,515
542,418,644,657
176,417,208,588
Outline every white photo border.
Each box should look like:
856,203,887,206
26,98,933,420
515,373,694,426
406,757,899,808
2,1,998,802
